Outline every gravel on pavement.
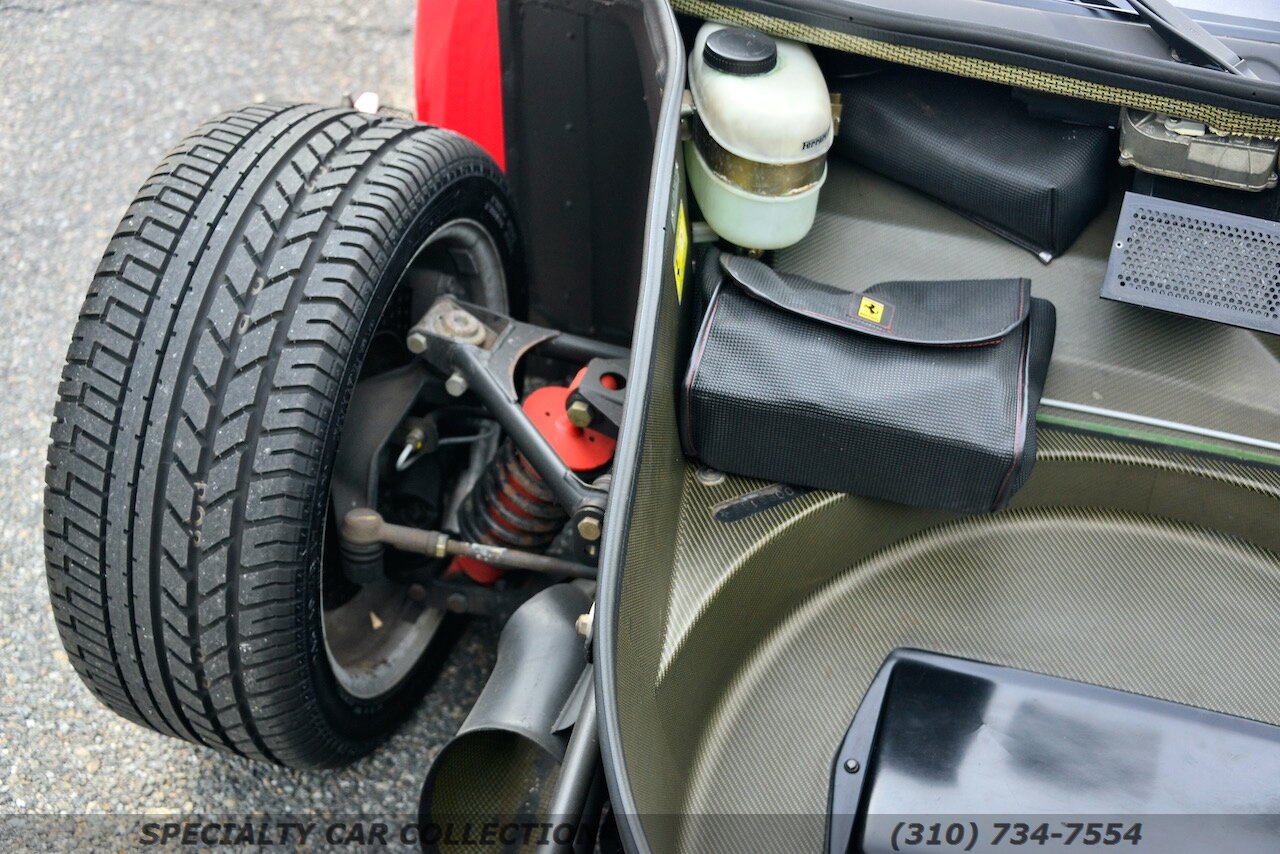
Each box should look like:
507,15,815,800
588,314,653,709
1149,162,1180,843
0,1,498,847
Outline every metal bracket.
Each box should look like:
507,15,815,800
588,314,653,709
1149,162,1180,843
407,296,624,557
331,362,435,583
566,357,629,438
407,573,530,620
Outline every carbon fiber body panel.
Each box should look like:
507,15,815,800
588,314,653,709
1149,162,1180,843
681,504,1280,852
620,434,1280,854
599,8,1280,853
611,161,1280,854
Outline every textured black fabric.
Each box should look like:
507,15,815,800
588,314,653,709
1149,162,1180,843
834,68,1113,258
720,254,1029,345
681,252,1056,513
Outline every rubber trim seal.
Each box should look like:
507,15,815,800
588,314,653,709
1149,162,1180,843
593,2,685,853
674,0,1280,136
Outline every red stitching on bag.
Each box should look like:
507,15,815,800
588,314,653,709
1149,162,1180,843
938,338,1003,349
992,281,1031,509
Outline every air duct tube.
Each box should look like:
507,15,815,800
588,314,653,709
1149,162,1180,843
418,582,594,851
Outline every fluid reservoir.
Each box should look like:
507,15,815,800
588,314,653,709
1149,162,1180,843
685,23,834,250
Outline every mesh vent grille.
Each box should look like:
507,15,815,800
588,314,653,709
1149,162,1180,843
1102,193,1280,333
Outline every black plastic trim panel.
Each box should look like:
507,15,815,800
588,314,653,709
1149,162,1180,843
829,650,1280,854
725,0,1280,116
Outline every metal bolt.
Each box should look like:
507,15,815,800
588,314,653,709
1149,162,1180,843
575,609,594,639
680,89,696,119
407,584,428,602
442,308,481,338
444,371,468,397
434,307,486,345
576,516,602,542
445,593,468,613
843,759,861,774
695,466,725,487
566,399,592,428
406,330,428,354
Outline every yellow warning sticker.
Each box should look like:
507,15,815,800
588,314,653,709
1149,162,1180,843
857,296,887,324
674,202,689,302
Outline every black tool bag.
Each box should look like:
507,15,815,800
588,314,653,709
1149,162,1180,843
681,251,1056,513
834,68,1113,260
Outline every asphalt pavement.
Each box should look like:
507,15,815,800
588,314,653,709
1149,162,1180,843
0,0,496,843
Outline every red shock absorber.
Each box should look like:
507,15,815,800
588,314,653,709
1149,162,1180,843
452,371,616,583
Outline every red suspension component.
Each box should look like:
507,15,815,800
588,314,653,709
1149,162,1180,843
451,371,616,583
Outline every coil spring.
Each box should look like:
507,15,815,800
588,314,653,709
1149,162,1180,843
456,439,565,551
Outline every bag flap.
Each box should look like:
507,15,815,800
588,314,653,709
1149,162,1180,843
719,254,1030,346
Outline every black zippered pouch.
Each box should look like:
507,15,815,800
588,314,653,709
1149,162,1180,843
680,251,1056,513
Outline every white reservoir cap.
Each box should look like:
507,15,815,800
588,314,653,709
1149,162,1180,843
689,23,834,166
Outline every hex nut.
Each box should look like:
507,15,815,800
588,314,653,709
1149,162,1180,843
576,516,602,542
566,399,592,428
444,371,468,397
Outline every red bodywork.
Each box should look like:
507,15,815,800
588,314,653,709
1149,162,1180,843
414,0,507,168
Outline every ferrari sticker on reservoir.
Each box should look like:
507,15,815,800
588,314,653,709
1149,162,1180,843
857,295,887,324
674,202,688,302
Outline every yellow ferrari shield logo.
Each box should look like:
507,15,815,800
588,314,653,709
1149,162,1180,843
857,296,887,324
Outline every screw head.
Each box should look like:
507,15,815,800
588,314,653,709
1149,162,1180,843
576,515,602,542
843,758,861,774
566,399,592,428
406,330,428,354
445,593,468,613
444,371,468,397
694,466,726,487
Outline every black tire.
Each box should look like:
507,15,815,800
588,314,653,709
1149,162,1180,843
44,103,521,768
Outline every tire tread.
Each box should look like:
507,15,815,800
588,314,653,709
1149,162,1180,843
45,104,512,767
